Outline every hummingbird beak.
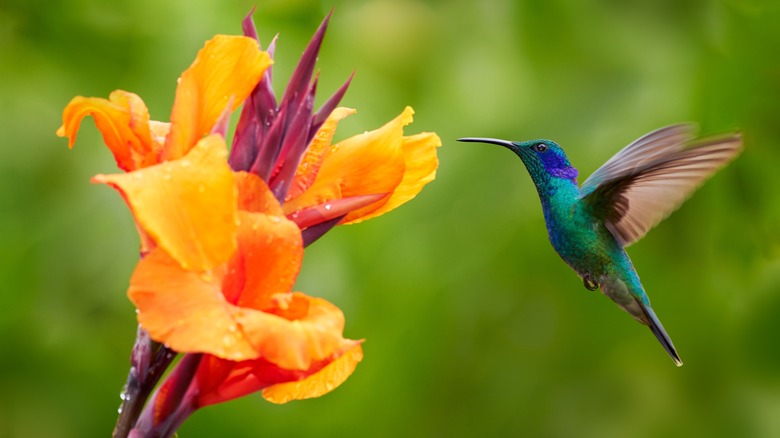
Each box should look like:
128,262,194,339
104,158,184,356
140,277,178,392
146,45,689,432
457,137,516,150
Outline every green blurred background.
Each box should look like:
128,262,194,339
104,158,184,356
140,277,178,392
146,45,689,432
3,0,780,436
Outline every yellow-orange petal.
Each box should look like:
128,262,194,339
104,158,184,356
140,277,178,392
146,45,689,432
342,131,441,224
286,107,357,201
162,35,272,161
94,134,237,271
262,343,363,404
129,248,257,359
282,106,415,220
233,293,350,370
57,90,160,171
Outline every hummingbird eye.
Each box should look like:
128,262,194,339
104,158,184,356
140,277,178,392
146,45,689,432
533,143,548,153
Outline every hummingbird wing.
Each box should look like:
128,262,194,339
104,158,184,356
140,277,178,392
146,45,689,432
580,125,742,247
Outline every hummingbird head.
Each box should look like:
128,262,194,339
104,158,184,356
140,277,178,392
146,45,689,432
457,137,579,185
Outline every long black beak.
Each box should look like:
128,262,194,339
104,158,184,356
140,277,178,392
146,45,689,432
457,137,515,149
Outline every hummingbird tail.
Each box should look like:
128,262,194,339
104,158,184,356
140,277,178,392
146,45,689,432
638,301,683,367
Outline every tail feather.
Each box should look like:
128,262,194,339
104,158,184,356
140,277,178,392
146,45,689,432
638,300,683,367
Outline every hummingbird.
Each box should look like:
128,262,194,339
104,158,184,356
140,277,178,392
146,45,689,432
458,125,742,366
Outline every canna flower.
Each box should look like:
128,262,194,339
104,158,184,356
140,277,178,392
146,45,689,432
58,8,440,436
57,22,362,405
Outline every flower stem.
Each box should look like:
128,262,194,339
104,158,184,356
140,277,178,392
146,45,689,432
113,326,177,438
132,353,203,438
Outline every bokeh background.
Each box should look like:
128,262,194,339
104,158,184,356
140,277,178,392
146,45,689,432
3,0,780,436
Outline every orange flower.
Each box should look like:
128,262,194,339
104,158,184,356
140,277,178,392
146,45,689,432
58,23,362,404
59,10,440,436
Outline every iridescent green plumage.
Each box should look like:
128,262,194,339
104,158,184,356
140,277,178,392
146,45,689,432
460,125,742,366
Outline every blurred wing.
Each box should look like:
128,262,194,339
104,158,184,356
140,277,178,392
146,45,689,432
581,124,696,193
582,128,742,247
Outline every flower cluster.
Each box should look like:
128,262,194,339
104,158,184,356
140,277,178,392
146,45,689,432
57,11,440,437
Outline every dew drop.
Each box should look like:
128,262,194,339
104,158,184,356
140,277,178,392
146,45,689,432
324,204,332,211
268,216,281,223
163,173,172,181
180,159,192,167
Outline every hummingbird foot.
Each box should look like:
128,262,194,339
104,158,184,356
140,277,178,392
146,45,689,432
582,274,599,291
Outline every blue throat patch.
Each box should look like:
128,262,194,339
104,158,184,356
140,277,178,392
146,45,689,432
540,150,579,182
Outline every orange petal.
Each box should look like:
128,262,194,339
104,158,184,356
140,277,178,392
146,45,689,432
221,211,302,309
129,208,303,361
262,343,363,404
57,90,161,171
129,209,345,368
233,293,351,370
286,107,356,201
131,250,348,366
342,131,441,224
234,172,284,215
162,35,272,161
129,248,257,359
94,134,237,271
283,106,415,220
